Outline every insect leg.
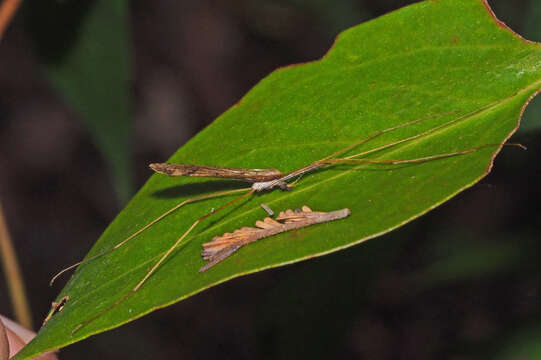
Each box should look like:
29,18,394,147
338,98,520,162
325,143,526,166
50,187,252,286
318,111,458,162
72,189,255,334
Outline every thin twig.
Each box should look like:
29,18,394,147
0,201,32,329
0,0,22,40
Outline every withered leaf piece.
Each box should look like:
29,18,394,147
200,206,351,272
42,296,70,326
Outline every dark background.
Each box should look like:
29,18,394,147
1,0,541,359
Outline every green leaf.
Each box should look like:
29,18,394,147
518,0,541,134
418,236,521,286
24,0,133,202
494,328,541,360
15,0,541,358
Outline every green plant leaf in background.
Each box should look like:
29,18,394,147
24,0,133,203
418,236,521,286
517,0,541,134
14,0,541,358
494,328,541,360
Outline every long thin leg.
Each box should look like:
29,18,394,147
72,189,255,334
339,111,473,161
50,187,252,286
283,106,512,186
133,189,254,291
276,112,463,187
339,98,518,162
319,111,458,162
323,143,526,166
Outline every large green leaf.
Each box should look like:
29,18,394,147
15,0,541,358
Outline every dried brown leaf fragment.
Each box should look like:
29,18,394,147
200,206,351,272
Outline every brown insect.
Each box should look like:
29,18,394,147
201,205,351,272
149,164,285,183
51,107,525,333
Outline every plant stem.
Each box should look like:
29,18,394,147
0,201,32,329
0,0,22,40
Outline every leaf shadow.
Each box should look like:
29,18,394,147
151,180,250,199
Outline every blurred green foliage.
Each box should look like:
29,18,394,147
23,0,133,203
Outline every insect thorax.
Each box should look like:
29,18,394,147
251,180,290,192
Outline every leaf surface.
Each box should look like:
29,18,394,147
14,0,541,358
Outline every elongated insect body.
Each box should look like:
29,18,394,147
149,163,284,182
